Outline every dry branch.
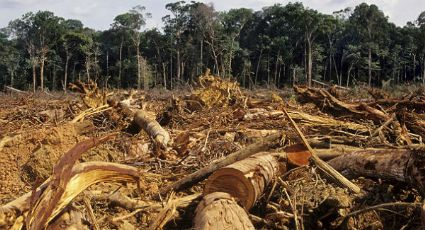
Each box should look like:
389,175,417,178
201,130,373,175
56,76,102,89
281,105,362,194
161,132,283,194
193,192,255,230
5,86,28,94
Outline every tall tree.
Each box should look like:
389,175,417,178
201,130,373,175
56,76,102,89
113,6,150,89
8,11,64,91
349,3,389,86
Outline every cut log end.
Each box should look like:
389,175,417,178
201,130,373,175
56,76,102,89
204,168,255,209
194,192,255,230
204,152,289,209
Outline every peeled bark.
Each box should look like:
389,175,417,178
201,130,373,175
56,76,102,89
194,192,254,230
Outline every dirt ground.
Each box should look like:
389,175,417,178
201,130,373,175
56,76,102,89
1,79,424,229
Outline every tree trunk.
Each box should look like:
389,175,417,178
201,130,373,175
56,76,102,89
85,56,90,82
347,63,353,87
328,39,332,82
413,54,416,81
368,47,372,87
423,57,425,85
170,52,173,89
32,62,37,92
162,63,167,89
136,43,141,90
181,61,185,82
52,64,57,91
200,39,203,75
40,58,45,92
143,58,149,91
333,56,341,85
64,53,70,92
106,49,109,77
176,49,181,82
255,49,263,85
10,71,14,87
307,37,313,87
118,37,123,88
274,51,280,86
194,192,255,230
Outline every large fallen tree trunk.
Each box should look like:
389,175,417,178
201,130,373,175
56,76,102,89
204,150,310,210
328,147,425,193
193,192,255,230
161,132,283,194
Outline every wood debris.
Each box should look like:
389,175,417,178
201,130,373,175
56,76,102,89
1,80,425,229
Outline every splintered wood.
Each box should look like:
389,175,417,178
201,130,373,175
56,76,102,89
1,80,425,229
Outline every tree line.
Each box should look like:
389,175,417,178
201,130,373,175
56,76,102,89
0,1,424,91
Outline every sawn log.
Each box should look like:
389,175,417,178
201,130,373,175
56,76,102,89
204,150,310,210
161,132,283,194
193,192,255,230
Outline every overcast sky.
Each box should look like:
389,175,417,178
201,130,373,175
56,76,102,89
0,0,423,30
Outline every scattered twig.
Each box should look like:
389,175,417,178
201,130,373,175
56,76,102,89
281,105,362,194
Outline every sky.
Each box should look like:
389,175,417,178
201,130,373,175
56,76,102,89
0,0,423,30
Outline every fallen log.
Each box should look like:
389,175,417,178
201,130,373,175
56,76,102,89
160,132,283,194
5,86,28,94
328,148,425,193
134,110,171,149
204,150,310,210
193,192,255,230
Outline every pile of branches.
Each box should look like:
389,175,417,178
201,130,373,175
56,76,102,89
1,79,425,229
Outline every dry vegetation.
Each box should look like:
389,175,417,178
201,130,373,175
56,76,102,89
1,72,425,229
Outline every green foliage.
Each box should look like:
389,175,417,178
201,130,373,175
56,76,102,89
0,4,424,91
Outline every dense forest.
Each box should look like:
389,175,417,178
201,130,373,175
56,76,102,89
0,1,424,91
